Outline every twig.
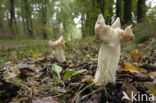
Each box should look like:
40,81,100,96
71,83,94,103
81,87,103,100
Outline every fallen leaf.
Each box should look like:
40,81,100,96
144,82,156,95
131,49,139,62
148,72,156,79
32,97,60,103
86,54,93,59
123,63,140,73
12,59,18,64
16,63,43,74
81,75,93,83
27,79,39,87
95,48,99,51
140,68,148,73
140,64,156,71
3,67,20,82
32,53,39,59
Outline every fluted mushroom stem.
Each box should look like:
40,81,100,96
94,43,120,85
54,46,65,63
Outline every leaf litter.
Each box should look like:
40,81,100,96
0,38,156,103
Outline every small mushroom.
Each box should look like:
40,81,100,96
94,14,135,85
49,36,66,63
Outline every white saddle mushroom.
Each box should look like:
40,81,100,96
94,14,135,85
49,36,66,63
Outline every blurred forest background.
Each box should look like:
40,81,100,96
0,0,155,40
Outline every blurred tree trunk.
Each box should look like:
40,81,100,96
96,0,113,24
24,0,34,38
0,1,4,32
42,0,48,39
137,0,146,22
96,0,105,15
21,6,26,35
106,0,114,24
116,0,122,22
124,0,132,24
92,0,97,35
83,0,97,36
81,12,85,37
9,0,16,35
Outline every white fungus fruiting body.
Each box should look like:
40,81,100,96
94,14,134,85
49,36,65,63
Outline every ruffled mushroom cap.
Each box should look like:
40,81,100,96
95,14,135,43
49,36,65,49
111,17,121,29
95,14,105,40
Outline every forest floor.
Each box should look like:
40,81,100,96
0,36,156,103
0,39,48,50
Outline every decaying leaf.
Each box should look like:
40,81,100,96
32,97,60,103
32,53,39,59
148,71,156,79
12,59,18,64
86,54,93,59
123,63,140,73
3,67,20,82
81,75,93,83
95,47,99,52
144,82,156,95
131,49,139,62
16,63,43,73
0,31,155,103
140,68,148,73
27,79,39,87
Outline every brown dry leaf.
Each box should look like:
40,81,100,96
12,59,18,64
87,54,93,59
123,63,140,73
81,75,93,83
3,67,20,82
16,53,23,59
131,49,139,62
89,58,98,61
120,52,124,56
140,68,148,73
95,48,99,51
148,72,156,79
67,48,73,50
32,64,43,73
144,82,156,95
27,79,39,87
32,97,60,103
121,82,138,99
33,53,39,59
